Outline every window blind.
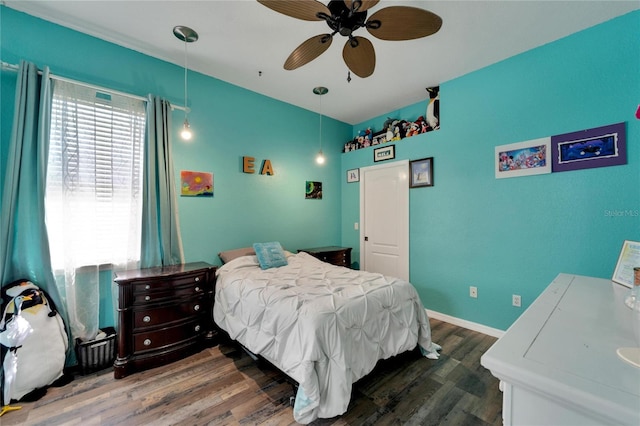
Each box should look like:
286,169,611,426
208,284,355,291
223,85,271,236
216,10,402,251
46,80,146,269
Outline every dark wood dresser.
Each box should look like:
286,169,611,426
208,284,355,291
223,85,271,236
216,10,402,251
113,262,216,379
297,246,352,267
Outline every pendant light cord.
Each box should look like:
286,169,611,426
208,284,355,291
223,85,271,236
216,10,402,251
319,94,323,152
183,39,188,119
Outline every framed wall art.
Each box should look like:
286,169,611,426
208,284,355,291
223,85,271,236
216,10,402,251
612,240,640,288
409,157,434,188
374,144,395,162
347,168,360,183
180,170,213,197
305,181,322,199
495,137,551,179
551,122,626,172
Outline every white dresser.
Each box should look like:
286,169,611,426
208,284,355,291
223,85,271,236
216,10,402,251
481,273,640,425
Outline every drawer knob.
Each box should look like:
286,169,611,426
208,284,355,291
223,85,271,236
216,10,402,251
195,277,200,282
145,295,151,301
143,315,151,323
194,324,201,332
145,284,151,290
194,304,200,311
195,286,200,292
143,338,151,346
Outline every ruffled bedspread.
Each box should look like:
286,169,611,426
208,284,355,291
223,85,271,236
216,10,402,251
213,252,440,423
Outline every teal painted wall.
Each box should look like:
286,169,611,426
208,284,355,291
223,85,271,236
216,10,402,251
2,7,639,332
342,10,640,330
0,7,351,328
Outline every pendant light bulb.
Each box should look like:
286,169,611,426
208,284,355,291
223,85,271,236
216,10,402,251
313,86,328,166
174,25,198,142
181,118,192,141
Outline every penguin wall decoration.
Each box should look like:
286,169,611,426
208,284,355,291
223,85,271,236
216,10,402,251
426,86,440,130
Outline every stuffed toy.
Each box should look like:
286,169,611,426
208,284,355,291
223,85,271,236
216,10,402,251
357,128,372,147
414,116,429,134
426,86,440,130
1,280,68,404
405,121,420,137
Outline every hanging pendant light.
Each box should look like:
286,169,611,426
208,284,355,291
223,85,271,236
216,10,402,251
313,86,328,165
173,25,198,141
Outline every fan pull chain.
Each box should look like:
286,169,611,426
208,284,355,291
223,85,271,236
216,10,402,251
347,71,351,83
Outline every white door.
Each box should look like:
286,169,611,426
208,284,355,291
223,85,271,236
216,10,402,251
359,160,409,280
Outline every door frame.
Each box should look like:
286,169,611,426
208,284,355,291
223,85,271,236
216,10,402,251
358,159,409,277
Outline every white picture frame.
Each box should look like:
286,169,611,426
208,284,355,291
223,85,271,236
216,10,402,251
612,240,640,288
495,137,551,179
347,168,360,183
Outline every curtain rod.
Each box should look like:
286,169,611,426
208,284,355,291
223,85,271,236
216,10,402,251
1,61,187,112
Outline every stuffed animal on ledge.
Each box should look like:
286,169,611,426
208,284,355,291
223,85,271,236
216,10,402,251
405,121,420,137
415,116,429,134
357,128,372,147
426,86,440,130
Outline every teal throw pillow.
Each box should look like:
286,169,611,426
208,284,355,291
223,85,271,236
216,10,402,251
253,241,288,270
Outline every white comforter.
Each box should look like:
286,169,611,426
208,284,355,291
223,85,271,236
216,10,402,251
213,252,440,424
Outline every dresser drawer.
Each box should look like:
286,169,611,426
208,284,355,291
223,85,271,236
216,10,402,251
113,262,216,379
132,283,206,305
133,298,205,329
132,319,203,353
132,271,206,293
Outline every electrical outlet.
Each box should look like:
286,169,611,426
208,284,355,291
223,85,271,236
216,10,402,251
512,294,521,307
469,286,478,298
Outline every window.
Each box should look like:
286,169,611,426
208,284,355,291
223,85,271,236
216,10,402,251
45,80,146,270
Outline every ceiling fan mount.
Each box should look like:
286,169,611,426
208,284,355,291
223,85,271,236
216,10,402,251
258,0,442,78
322,1,367,38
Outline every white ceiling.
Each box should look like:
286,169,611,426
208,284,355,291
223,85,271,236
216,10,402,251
5,0,639,124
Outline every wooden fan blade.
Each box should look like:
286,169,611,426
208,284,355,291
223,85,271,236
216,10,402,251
366,6,442,41
284,34,333,70
342,36,375,78
257,0,330,21
344,0,380,13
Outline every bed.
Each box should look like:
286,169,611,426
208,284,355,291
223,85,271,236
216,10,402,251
213,243,440,424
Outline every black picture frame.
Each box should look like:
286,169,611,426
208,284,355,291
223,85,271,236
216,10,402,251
373,144,395,162
346,168,359,183
409,157,434,188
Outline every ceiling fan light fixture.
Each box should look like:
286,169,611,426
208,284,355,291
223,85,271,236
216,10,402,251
173,25,198,141
259,1,442,78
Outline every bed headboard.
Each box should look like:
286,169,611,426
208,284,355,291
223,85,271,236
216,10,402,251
218,247,255,264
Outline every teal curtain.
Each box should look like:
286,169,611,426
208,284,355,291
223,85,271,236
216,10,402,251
140,95,184,267
0,60,60,302
0,61,73,388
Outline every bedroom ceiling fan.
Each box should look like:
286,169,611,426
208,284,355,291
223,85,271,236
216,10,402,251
257,0,442,78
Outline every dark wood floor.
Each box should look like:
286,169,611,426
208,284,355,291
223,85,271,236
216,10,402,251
2,319,503,425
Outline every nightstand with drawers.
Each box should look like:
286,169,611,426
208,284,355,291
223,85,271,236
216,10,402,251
298,246,352,268
113,262,216,379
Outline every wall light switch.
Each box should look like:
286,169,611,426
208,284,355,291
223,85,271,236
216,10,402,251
354,222,359,230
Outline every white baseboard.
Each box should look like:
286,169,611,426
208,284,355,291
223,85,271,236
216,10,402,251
426,309,505,338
